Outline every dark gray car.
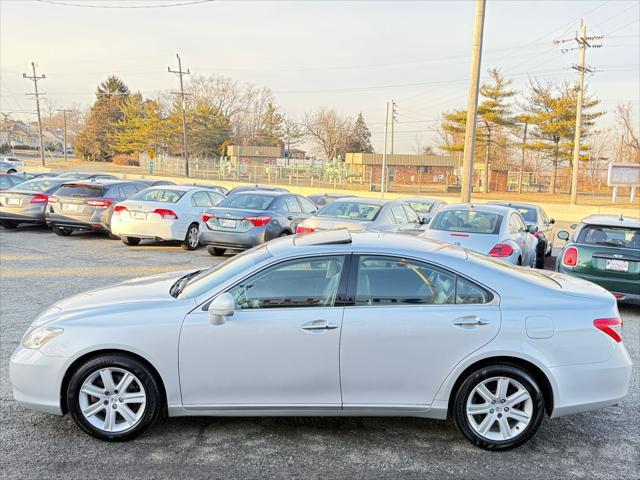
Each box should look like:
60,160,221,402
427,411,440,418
200,191,317,256
46,179,147,237
0,177,69,229
488,201,555,268
295,197,426,235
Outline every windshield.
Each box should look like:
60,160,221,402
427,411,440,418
179,247,272,299
54,184,105,198
10,178,63,193
317,201,381,221
431,210,502,234
130,189,186,203
406,201,435,213
218,194,276,210
513,207,537,223
577,225,640,249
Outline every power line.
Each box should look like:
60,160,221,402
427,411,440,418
168,53,191,177
35,0,214,9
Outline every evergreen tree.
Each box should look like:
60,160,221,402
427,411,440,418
346,113,373,153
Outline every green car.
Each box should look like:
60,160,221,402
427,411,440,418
556,214,640,304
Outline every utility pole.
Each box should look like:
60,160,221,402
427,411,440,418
518,122,528,194
168,54,190,177
569,20,595,205
460,0,486,203
57,109,72,162
390,100,397,155
23,62,46,167
381,101,390,198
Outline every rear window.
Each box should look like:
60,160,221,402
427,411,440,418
317,201,381,221
54,184,105,198
218,194,276,210
406,201,434,213
130,189,186,203
577,225,640,249
431,209,502,234
11,178,63,193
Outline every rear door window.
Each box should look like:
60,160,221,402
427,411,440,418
298,196,317,214
192,191,213,207
403,204,420,223
390,205,408,224
284,196,302,213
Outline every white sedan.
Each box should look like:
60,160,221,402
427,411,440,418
9,230,631,450
110,186,225,250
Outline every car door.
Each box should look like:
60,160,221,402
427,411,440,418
179,254,349,408
340,255,501,408
283,195,306,230
191,190,214,222
509,213,526,255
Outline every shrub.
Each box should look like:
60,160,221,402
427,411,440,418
112,154,140,166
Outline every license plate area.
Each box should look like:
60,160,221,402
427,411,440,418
64,203,82,212
605,259,629,272
132,211,147,220
221,219,237,228
6,198,21,206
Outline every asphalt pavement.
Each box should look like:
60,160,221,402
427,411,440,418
0,226,638,479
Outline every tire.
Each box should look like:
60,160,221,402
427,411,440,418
108,232,120,240
66,354,162,442
52,225,72,236
181,223,200,251
452,364,545,451
279,230,291,237
122,236,141,246
535,242,546,269
7,169,16,174
0,220,18,229
207,246,226,257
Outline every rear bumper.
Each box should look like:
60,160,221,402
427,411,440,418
555,268,640,301
199,225,267,249
0,206,46,224
110,217,188,242
46,211,110,232
550,344,633,418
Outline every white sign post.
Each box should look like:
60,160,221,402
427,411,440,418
607,163,639,203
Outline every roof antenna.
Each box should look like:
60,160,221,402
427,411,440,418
619,212,624,222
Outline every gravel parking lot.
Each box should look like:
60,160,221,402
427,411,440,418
1,226,638,479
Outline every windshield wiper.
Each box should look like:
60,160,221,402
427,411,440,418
170,269,205,298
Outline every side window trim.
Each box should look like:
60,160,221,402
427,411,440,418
346,253,497,307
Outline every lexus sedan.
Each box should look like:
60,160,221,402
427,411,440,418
423,204,539,267
295,197,425,235
200,191,317,256
111,186,225,250
9,230,631,450
0,176,69,228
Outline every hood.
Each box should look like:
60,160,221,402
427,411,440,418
32,270,194,327
303,217,370,231
422,229,498,255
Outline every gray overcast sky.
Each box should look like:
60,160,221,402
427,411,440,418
1,0,638,153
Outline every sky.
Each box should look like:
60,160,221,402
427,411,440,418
1,0,638,154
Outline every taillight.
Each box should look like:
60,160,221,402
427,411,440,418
296,225,315,234
243,215,271,227
153,208,178,220
203,213,215,223
85,199,113,207
533,231,541,238
113,205,128,215
488,243,514,257
48,196,59,203
30,193,49,204
562,246,578,267
594,317,623,343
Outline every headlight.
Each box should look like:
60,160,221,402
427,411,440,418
21,326,64,349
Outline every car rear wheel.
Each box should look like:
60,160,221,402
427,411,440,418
52,225,72,236
452,364,545,450
0,220,18,229
66,354,162,442
207,246,226,256
108,232,120,240
181,223,200,251
122,236,141,246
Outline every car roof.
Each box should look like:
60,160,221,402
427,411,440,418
399,197,438,203
141,184,211,192
487,201,539,210
327,197,394,206
439,203,511,214
60,179,141,187
230,190,290,197
580,214,640,228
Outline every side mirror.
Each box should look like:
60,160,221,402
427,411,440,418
527,224,539,234
549,218,555,224
208,292,235,325
557,231,570,241
570,224,577,230
420,217,431,225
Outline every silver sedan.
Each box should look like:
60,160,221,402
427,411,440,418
9,230,631,450
422,204,539,267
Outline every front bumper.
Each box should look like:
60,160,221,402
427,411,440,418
199,224,268,249
550,343,633,418
9,346,68,416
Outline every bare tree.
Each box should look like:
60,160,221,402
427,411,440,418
614,103,640,163
302,108,353,161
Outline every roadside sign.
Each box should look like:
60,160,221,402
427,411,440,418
148,150,156,159
607,163,639,203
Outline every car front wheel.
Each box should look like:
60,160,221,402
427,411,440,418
452,364,545,450
122,236,141,246
66,354,162,441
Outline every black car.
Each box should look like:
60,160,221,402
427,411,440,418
308,193,355,207
227,184,289,196
46,179,147,237
200,191,317,256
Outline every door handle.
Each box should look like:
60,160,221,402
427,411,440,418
453,316,490,327
301,320,338,331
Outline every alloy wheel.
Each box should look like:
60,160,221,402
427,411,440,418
465,376,533,441
78,367,146,433
188,226,199,248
